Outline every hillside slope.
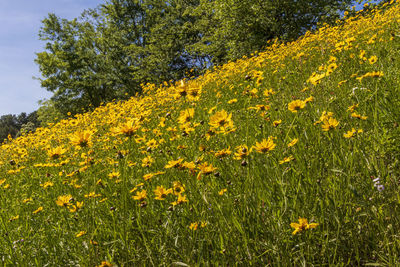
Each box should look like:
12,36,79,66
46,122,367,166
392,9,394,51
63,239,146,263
1,1,400,265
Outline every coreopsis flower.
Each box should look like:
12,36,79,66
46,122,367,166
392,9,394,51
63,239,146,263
347,104,359,113
70,130,93,147
218,188,227,195
33,207,43,214
40,181,54,189
97,261,113,267
228,98,238,104
287,138,298,148
343,128,363,138
108,171,120,179
141,156,154,167
290,218,318,235
279,155,294,164
368,55,377,64
288,100,306,113
177,108,195,124
172,181,185,195
214,147,232,158
209,110,235,130
253,137,276,153
76,231,86,237
154,186,173,200
113,119,140,136
272,120,282,127
69,201,84,213
351,112,368,120
56,194,73,207
48,146,67,159
197,162,217,175
165,158,184,169
321,117,339,131
132,190,147,201
233,145,250,160
171,194,188,206
189,222,198,231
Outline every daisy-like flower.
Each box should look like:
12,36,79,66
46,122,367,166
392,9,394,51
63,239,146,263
321,117,339,131
172,181,185,195
290,217,318,235
165,158,184,169
288,100,306,113
154,186,173,200
171,194,188,206
368,55,377,64
33,207,43,214
343,128,363,138
48,146,67,159
287,138,298,148
56,194,73,207
177,108,195,124
233,145,250,160
214,147,232,158
272,120,282,127
76,231,86,237
132,190,147,201
70,130,93,147
113,119,140,136
279,155,294,164
209,110,234,130
253,137,276,153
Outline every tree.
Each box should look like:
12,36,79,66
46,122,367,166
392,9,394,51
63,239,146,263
0,111,39,141
35,0,205,116
36,0,353,115
188,0,353,64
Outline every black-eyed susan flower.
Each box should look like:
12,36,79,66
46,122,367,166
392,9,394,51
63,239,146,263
56,194,73,207
132,190,147,201
290,218,318,235
321,117,339,131
288,100,306,113
154,186,172,200
253,137,276,153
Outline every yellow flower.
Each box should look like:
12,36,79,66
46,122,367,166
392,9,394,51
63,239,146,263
347,103,359,113
290,218,318,235
214,147,232,158
228,98,237,104
218,188,227,195
33,207,43,214
141,156,154,167
76,231,86,237
165,158,184,169
132,190,147,201
197,162,217,175
368,55,378,64
113,119,140,136
287,138,298,148
279,155,294,164
172,181,185,195
56,194,73,207
288,100,306,113
189,222,198,230
154,186,172,200
48,146,67,159
233,145,250,160
343,128,363,138
171,194,188,206
209,110,234,130
253,137,276,153
321,117,339,131
177,108,195,124
272,120,282,127
40,181,54,189
70,130,93,147
351,112,368,120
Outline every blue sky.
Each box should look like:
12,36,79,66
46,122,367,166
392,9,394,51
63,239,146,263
0,0,376,116
0,0,100,116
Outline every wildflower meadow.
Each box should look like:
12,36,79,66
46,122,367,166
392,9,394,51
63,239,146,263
1,1,400,265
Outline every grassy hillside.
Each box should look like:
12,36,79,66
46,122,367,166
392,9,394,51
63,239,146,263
1,1,400,265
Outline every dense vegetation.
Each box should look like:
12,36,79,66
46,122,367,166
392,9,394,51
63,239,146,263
1,0,400,265
35,0,353,116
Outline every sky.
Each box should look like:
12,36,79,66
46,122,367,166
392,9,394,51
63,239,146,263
0,0,101,116
0,1,378,116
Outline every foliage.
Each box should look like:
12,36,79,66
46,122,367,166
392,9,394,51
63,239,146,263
0,111,39,141
36,0,353,116
2,1,400,265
